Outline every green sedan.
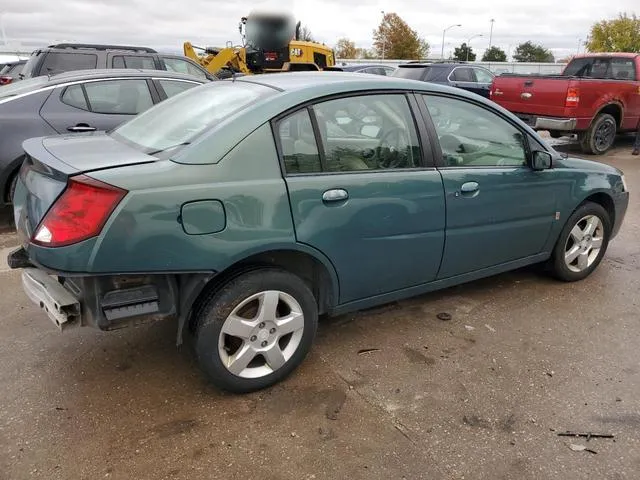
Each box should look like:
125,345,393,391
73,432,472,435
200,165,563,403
8,72,629,393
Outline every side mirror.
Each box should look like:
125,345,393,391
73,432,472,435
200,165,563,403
361,125,381,138
532,151,552,170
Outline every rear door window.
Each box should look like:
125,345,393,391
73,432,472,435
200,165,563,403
83,79,153,114
451,67,475,82
157,79,201,98
60,80,154,115
112,55,157,70
162,56,208,79
473,68,494,83
39,52,98,75
393,66,427,80
61,84,89,110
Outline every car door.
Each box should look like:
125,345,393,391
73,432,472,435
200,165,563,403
275,93,446,304
472,67,494,98
419,94,558,279
39,78,156,133
449,67,486,97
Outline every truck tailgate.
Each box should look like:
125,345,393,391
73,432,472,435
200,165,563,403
492,75,571,117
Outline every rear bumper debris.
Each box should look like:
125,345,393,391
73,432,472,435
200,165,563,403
22,268,81,330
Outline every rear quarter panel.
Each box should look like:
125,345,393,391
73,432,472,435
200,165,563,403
27,124,303,274
572,78,640,131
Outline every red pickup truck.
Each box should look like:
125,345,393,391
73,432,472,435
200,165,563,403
490,53,640,154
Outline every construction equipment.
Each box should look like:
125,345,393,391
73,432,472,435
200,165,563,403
184,12,336,77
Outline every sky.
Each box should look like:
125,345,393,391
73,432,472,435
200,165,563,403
0,0,637,61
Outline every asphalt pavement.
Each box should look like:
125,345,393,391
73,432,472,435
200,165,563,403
0,137,639,480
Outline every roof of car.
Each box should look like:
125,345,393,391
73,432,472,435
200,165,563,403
43,68,205,84
571,52,639,59
339,64,394,71
235,71,436,92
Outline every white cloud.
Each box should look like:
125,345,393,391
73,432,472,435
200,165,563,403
1,0,637,60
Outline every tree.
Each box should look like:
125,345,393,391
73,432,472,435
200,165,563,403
355,47,377,59
482,46,507,62
373,12,429,60
586,12,640,52
513,41,555,62
453,42,476,61
334,38,357,59
298,24,315,42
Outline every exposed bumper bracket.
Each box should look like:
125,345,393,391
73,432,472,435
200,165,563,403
22,268,80,330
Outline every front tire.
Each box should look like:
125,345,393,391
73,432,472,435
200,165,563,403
548,202,611,282
193,268,318,393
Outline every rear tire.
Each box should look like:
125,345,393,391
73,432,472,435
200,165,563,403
578,113,617,155
193,268,318,393
548,202,611,282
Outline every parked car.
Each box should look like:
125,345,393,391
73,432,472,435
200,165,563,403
19,43,216,81
392,62,495,98
9,72,628,393
0,60,26,85
0,68,207,205
490,53,640,154
337,63,396,76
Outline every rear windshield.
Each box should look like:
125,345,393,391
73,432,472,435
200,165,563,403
111,80,276,155
0,76,50,100
393,66,429,80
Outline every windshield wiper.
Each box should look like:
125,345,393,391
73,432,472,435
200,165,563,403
148,142,191,156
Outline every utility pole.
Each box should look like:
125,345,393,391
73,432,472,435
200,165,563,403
466,34,483,62
576,37,581,55
441,23,462,59
488,19,495,51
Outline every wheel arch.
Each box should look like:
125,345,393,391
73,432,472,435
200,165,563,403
579,191,616,233
594,102,623,130
179,246,340,343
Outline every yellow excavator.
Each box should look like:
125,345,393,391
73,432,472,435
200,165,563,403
184,12,336,77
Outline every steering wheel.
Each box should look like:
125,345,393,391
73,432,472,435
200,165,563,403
377,127,409,169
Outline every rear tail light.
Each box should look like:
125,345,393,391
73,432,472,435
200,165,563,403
565,87,580,107
0,76,13,85
32,175,127,247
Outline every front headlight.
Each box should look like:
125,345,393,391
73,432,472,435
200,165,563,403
621,174,628,192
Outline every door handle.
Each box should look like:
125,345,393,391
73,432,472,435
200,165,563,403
322,188,349,203
67,124,97,132
459,182,479,197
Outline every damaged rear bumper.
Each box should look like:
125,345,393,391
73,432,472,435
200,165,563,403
22,268,80,330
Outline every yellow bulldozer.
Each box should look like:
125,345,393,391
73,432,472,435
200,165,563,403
184,12,336,77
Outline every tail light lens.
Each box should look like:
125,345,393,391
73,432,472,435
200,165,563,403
565,87,580,107
32,175,127,247
0,76,13,85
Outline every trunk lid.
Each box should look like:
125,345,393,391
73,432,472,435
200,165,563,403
492,75,572,117
14,133,154,243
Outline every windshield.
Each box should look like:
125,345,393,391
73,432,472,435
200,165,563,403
393,66,429,80
0,75,50,100
111,80,276,154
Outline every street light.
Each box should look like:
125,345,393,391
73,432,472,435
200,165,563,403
441,23,462,59
488,19,495,50
465,34,483,62
380,10,386,59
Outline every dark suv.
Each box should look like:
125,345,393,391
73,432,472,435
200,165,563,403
392,62,495,98
19,43,215,81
